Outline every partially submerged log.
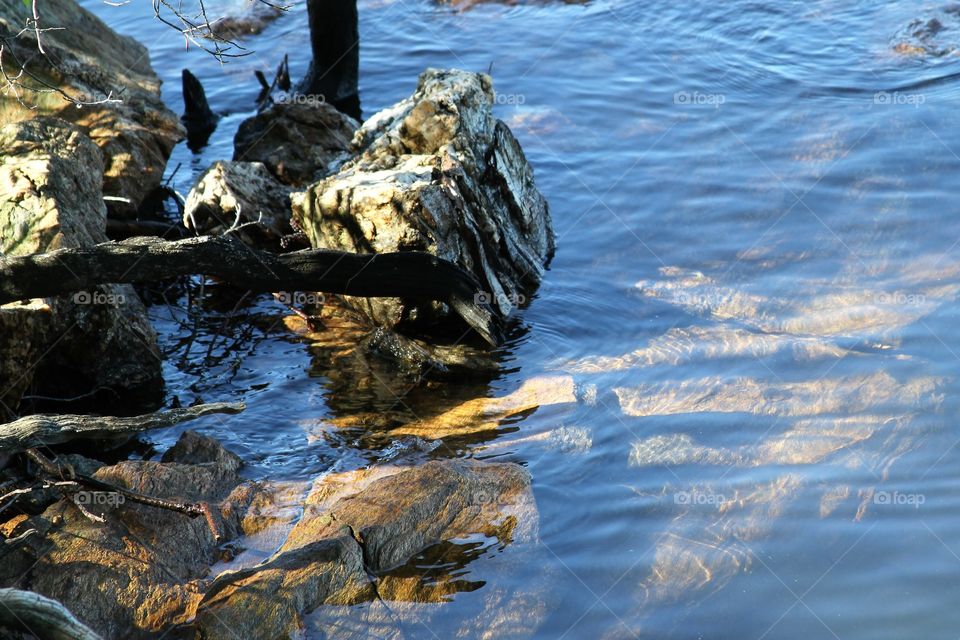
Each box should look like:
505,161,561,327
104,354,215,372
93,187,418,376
0,589,102,640
0,402,244,453
0,235,501,345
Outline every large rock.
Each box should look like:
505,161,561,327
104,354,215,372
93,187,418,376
5,432,247,639
195,459,537,639
0,118,161,416
0,0,184,217
233,100,359,185
292,68,554,336
183,160,294,244
1,430,540,639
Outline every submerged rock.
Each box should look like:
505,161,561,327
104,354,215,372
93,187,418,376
195,459,536,639
292,68,554,337
233,100,359,185
892,7,960,57
1,428,540,638
0,118,161,416
0,0,184,217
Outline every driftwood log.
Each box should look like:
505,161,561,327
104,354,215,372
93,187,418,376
0,589,102,640
0,235,501,345
0,402,244,453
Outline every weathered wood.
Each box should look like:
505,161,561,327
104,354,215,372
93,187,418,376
300,0,360,119
0,589,102,640
0,402,244,453
0,235,501,345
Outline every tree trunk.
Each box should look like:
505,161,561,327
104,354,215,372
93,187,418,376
299,0,361,120
0,235,501,345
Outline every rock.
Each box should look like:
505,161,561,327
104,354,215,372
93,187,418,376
0,118,161,415
183,161,293,245
0,0,183,217
161,429,244,470
195,459,537,639
292,68,554,337
9,434,247,639
892,7,960,57
206,0,285,38
233,101,359,185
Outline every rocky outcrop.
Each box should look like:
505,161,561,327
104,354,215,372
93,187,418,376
292,68,554,337
233,101,359,185
0,0,183,217
183,160,294,244
0,118,161,416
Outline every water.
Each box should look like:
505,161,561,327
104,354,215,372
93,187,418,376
79,0,960,637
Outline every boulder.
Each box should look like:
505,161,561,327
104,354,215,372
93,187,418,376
6,432,247,639
0,0,184,217
194,459,537,639
183,160,294,244
0,118,161,416
233,100,359,185
292,68,554,337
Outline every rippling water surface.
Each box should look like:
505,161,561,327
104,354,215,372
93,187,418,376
80,0,960,637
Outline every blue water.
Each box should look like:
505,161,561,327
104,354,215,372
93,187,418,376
80,1,960,637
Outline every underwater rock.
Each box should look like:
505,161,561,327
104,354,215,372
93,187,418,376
195,459,537,639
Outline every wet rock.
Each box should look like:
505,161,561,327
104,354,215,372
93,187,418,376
161,428,243,470
10,433,246,639
183,161,293,245
892,7,960,57
292,68,554,336
0,0,184,217
0,118,161,415
233,101,359,185
206,0,285,39
195,459,536,639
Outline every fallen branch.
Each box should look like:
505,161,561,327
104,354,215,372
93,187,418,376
0,402,244,453
0,235,501,345
0,589,102,640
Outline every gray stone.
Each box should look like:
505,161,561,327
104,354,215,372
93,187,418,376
292,68,554,335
